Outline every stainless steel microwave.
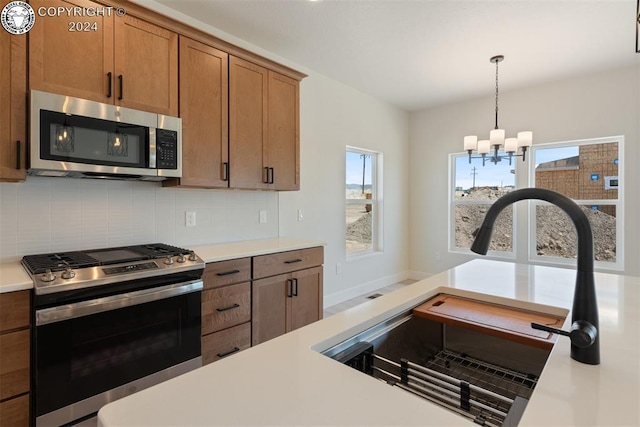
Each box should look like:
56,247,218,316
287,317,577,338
29,90,182,181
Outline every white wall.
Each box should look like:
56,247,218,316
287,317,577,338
409,64,640,277
279,73,410,305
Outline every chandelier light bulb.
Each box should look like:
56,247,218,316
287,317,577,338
489,129,505,146
464,135,478,151
504,138,518,153
478,140,491,154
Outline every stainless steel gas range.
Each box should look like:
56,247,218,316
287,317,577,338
22,243,205,427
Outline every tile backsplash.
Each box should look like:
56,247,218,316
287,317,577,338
0,177,278,259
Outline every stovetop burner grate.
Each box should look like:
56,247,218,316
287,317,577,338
22,243,192,275
22,253,100,275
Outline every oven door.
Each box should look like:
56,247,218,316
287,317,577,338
34,280,202,426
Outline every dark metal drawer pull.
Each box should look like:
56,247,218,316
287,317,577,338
216,303,240,312
216,269,240,276
222,162,229,181
287,279,293,298
16,140,21,169
284,259,302,264
217,347,240,358
293,278,299,297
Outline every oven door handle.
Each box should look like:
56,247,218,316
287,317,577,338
36,280,203,326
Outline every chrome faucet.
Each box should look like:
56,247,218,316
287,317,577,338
470,188,600,365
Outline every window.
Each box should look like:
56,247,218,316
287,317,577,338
448,136,624,271
346,147,382,255
450,153,516,255
530,138,623,270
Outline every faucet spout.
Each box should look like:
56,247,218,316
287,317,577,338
470,188,600,365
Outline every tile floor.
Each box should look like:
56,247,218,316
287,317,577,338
323,279,417,317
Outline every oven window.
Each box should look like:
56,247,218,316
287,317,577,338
35,292,200,417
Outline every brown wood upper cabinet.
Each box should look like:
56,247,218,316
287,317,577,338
229,56,300,191
0,30,27,182
165,36,229,188
29,0,178,116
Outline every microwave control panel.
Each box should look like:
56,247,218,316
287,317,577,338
156,129,178,169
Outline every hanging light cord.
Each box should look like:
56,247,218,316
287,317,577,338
494,58,500,130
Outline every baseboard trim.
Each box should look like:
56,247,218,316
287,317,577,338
407,270,432,281
323,271,411,308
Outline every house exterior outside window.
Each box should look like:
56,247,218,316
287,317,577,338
346,147,382,256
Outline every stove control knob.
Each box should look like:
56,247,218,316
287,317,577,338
177,254,186,263
61,267,76,280
164,256,175,265
188,251,198,262
41,269,56,282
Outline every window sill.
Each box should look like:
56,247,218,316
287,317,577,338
346,249,383,262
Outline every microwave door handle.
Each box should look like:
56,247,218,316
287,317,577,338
35,280,203,326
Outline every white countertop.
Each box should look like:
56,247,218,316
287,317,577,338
98,259,640,426
0,238,325,294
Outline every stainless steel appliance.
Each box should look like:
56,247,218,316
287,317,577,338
22,243,204,426
29,90,182,181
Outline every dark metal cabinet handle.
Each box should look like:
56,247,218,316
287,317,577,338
269,167,274,184
222,162,229,181
287,279,293,298
118,74,123,100
216,303,240,312
293,278,298,297
263,166,269,184
284,259,302,264
16,140,21,169
107,72,112,98
216,269,240,277
217,347,240,358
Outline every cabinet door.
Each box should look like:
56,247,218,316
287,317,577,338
114,15,178,116
174,37,228,188
29,0,114,103
288,267,323,332
0,31,26,181
229,56,268,189
267,71,300,190
252,273,289,345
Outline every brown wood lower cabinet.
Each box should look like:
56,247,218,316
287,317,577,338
201,247,324,362
0,394,29,427
0,290,30,426
252,266,323,346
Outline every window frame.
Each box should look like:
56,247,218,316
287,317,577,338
345,146,383,258
528,136,624,272
448,152,517,260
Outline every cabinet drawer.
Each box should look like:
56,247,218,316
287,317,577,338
202,282,251,335
0,291,30,333
0,394,29,427
202,322,251,365
203,258,251,289
0,329,30,400
253,247,323,279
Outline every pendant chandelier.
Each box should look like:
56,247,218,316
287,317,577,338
463,55,532,166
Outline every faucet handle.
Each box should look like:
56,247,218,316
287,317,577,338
531,321,597,349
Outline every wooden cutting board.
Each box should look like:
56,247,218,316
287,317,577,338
413,294,565,350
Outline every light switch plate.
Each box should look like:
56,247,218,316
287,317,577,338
297,209,304,222
259,210,267,224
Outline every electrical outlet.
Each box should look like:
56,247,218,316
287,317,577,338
259,210,267,224
185,211,196,227
297,209,304,222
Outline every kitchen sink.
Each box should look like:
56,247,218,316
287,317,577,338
321,293,568,427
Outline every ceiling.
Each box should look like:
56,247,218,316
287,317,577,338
154,0,639,112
